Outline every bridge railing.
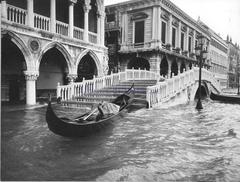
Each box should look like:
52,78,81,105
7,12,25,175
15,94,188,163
146,67,221,107
57,68,161,101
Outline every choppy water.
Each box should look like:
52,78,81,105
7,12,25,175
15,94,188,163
2,99,240,181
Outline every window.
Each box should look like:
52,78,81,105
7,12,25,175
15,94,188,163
195,40,198,49
172,27,176,48
161,21,166,44
188,36,192,52
181,32,184,50
107,14,115,22
134,21,144,44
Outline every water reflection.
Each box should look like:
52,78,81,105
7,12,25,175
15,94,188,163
2,100,240,181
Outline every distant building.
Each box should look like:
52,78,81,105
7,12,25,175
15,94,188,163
226,37,240,88
197,19,228,88
105,0,211,78
1,0,107,105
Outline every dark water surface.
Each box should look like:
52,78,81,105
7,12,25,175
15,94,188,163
2,100,240,181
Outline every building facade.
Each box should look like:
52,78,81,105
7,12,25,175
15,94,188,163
1,0,107,105
197,19,228,88
225,37,240,88
105,0,212,78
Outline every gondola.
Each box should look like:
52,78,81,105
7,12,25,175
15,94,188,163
46,84,135,137
210,91,240,104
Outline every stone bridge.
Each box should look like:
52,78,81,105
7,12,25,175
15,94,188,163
57,67,221,108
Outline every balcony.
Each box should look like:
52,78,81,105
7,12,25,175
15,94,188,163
4,4,98,44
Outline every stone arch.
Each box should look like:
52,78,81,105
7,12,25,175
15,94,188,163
160,55,169,77
180,61,186,73
127,57,150,70
76,49,101,81
171,59,178,76
1,30,31,70
37,42,71,73
76,49,101,74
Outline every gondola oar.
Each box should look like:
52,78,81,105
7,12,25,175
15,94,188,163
82,108,98,120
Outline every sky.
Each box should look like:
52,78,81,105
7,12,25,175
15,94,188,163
105,0,240,45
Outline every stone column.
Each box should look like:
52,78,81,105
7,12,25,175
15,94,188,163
68,0,76,38
177,21,181,49
193,30,196,52
168,63,171,78
168,14,172,46
27,0,34,28
150,57,157,73
100,11,105,46
1,0,7,20
97,11,101,45
50,0,56,33
121,12,128,50
24,71,39,105
151,6,161,47
83,4,90,42
185,27,189,52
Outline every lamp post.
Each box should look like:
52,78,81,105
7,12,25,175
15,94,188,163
195,34,208,110
237,56,240,95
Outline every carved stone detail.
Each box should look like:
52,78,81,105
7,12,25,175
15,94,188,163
67,74,78,83
24,71,39,81
28,38,41,53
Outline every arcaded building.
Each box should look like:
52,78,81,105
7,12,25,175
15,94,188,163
105,0,212,77
1,0,107,105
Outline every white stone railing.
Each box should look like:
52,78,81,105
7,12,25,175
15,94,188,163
74,27,84,40
6,4,27,25
88,32,97,44
146,67,221,108
56,21,68,36
34,14,50,31
57,69,161,101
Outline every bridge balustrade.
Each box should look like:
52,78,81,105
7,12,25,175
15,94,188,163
146,67,221,107
57,69,161,101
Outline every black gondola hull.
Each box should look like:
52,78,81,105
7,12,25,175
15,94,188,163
210,92,240,104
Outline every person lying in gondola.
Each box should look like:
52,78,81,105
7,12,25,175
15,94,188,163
75,101,120,123
96,101,120,121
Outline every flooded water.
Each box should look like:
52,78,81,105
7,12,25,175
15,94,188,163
2,99,240,181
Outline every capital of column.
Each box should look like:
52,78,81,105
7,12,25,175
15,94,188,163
83,4,91,13
67,74,78,83
68,0,77,5
24,71,39,81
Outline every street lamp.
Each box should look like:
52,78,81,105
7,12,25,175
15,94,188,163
237,56,240,95
195,34,208,109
